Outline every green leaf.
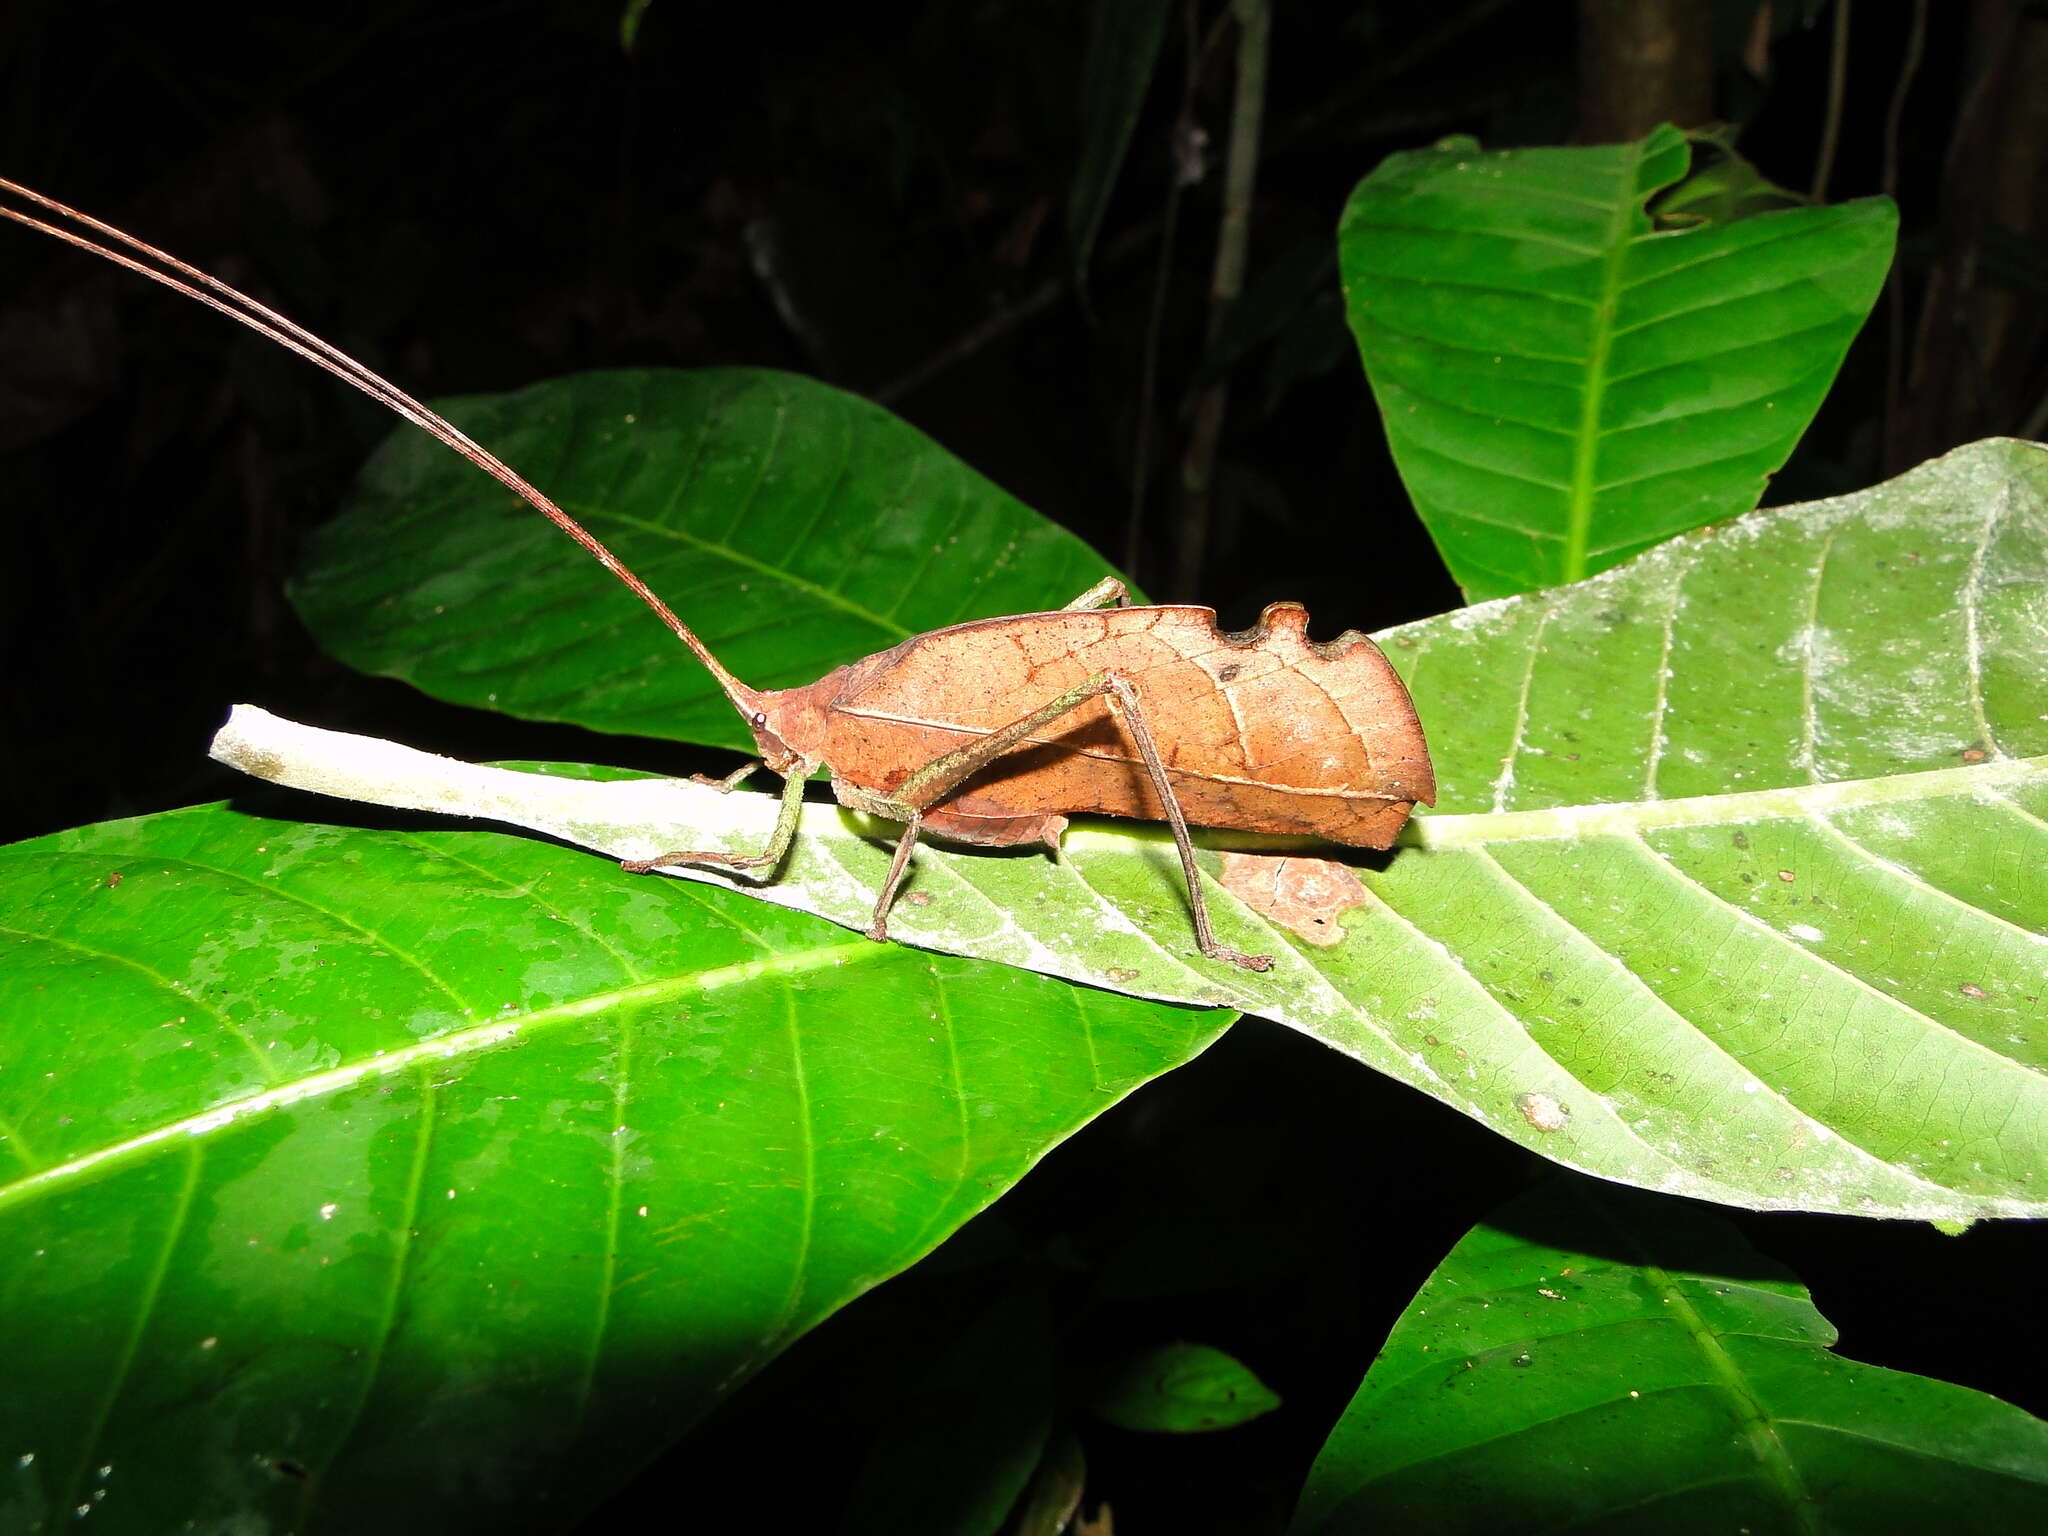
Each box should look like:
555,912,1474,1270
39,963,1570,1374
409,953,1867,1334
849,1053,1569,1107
1089,1341,1281,1433
289,368,1122,753
1068,0,1174,287
0,807,1227,1531
1340,124,1896,600
1291,1179,2048,1534
236,439,2048,1224
618,0,653,54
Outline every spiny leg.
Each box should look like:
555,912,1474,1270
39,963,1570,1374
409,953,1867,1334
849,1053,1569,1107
1097,674,1271,972
622,760,810,875
859,675,1119,944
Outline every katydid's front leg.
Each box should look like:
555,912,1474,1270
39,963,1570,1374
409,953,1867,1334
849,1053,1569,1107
864,671,1273,972
622,761,810,876
692,759,764,793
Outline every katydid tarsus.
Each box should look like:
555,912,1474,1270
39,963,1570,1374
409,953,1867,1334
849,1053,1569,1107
1,177,1434,973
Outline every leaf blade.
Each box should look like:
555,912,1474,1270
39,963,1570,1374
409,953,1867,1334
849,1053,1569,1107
1341,125,1897,599
290,368,1123,751
243,441,2048,1223
0,808,1228,1530
1290,1180,2048,1534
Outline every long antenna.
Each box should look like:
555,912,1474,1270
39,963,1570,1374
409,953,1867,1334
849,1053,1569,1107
0,176,757,708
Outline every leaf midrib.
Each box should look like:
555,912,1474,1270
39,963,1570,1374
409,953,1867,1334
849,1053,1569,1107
1637,1258,1822,1534
0,938,885,1214
1564,136,1647,582
1407,755,2048,847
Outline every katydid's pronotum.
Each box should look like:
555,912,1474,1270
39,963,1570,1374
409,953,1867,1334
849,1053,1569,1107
1,178,1435,972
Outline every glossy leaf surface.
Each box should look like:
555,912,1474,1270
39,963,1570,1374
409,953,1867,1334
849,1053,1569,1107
242,440,2048,1224
1340,124,1896,599
1292,1179,2048,1533
290,367,1121,752
0,808,1226,1532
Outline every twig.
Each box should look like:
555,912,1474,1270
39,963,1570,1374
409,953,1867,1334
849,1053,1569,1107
871,271,1066,407
1125,1,1208,581
1882,0,1928,443
1125,161,1187,580
1172,0,1270,601
872,216,1167,408
1810,0,1852,203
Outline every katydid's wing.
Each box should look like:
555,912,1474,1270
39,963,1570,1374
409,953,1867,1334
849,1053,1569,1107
816,604,1434,846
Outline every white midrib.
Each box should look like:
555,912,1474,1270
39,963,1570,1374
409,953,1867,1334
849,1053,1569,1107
0,939,885,1213
1406,754,2048,848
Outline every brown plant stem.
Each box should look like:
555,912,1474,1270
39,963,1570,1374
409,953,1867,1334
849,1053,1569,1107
1811,0,1853,203
1172,0,1269,601
1881,0,1929,445
1125,1,1210,583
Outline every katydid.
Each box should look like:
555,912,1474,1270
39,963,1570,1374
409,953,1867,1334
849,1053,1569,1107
1,177,1433,972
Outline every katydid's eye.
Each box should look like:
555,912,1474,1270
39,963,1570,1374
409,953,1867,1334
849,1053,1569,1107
751,712,768,727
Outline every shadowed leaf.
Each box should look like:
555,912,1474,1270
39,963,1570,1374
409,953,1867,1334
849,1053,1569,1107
1292,1179,2048,1534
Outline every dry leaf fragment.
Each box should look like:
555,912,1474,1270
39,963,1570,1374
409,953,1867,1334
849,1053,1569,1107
1218,853,1369,946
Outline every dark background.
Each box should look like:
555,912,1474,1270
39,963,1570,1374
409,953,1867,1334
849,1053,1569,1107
3,3,2043,1530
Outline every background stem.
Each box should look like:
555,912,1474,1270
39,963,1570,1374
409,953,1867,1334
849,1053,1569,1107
1172,0,1270,600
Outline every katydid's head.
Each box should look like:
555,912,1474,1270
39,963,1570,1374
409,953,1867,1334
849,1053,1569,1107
739,701,800,776
741,678,841,777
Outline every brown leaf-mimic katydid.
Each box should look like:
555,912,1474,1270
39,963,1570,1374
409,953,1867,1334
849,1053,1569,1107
1,178,1434,972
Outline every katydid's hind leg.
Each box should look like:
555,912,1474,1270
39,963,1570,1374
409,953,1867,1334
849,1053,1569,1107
1099,675,1273,972
893,673,1120,810
622,762,809,876
857,681,1121,946
884,668,1272,972
1061,577,1129,611
864,811,925,943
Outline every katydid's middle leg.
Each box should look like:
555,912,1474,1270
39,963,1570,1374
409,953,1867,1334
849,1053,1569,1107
1096,674,1271,971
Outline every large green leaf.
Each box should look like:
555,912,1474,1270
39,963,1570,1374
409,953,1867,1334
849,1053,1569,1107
1291,1179,2048,1533
222,439,2048,1223
1340,124,1896,599
290,368,1122,752
0,807,1226,1532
